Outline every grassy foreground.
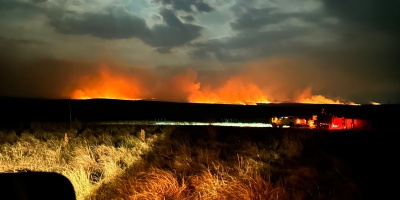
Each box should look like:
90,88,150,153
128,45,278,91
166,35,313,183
0,123,395,200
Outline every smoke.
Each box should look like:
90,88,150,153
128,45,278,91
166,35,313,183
0,59,95,98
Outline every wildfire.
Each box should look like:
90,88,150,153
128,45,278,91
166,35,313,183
188,77,270,105
67,65,359,105
371,101,381,105
297,94,343,104
70,65,142,100
296,88,359,105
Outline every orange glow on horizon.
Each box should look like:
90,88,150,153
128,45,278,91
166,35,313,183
295,88,359,105
188,77,270,105
70,65,142,100
67,65,360,105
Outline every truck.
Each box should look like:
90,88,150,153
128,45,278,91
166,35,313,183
271,116,307,128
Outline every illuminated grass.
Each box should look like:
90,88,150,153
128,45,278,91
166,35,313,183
0,126,158,200
0,124,358,200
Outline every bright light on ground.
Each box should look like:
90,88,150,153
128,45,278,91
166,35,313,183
155,121,273,127
94,121,273,128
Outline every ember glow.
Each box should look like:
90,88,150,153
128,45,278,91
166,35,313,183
67,65,359,105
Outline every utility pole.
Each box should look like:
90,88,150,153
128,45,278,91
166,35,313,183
69,97,72,125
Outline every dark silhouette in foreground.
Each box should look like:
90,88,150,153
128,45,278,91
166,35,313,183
0,172,76,200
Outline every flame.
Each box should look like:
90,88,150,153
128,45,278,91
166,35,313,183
371,101,380,105
188,77,269,105
70,65,142,100
295,88,358,105
296,88,342,104
67,65,359,105
297,94,343,104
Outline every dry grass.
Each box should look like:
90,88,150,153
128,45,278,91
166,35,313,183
0,124,347,200
88,127,314,200
0,125,159,200
92,161,287,200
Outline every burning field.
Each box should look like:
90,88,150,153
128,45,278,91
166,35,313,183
64,63,360,105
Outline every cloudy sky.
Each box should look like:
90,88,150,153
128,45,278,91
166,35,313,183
0,0,399,104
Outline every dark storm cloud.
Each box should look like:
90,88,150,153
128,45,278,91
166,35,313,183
181,15,195,22
194,1,213,12
47,7,203,51
30,0,47,4
322,0,400,36
229,7,287,32
191,0,399,63
154,0,213,13
190,5,319,62
0,0,43,16
190,27,309,62
230,7,325,32
190,0,400,66
48,9,151,39
142,9,202,51
0,1,203,51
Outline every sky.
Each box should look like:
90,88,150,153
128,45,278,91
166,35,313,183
0,0,399,104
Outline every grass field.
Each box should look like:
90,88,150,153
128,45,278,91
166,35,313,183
0,122,397,200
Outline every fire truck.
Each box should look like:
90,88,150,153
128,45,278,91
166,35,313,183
270,108,370,130
313,109,371,130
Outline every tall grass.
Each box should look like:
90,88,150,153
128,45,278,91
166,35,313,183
0,125,159,200
89,128,315,200
0,124,355,200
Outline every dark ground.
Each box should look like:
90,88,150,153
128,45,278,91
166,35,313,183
0,96,399,130
167,126,398,200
